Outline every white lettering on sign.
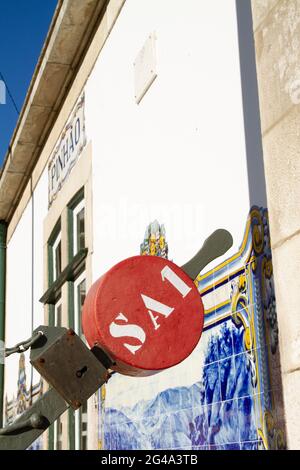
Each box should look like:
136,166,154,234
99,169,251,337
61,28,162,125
108,266,192,355
141,294,174,330
48,93,86,207
109,313,146,355
161,266,192,298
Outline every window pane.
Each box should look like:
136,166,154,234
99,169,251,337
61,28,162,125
55,416,63,450
55,240,62,279
77,279,86,338
76,207,85,252
82,436,87,450
81,401,88,450
56,304,62,327
78,279,86,309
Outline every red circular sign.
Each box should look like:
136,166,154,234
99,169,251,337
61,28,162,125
82,256,204,376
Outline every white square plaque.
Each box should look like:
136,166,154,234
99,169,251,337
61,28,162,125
134,32,157,104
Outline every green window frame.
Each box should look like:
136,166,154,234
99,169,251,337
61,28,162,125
53,299,63,451
43,189,88,450
67,187,85,263
74,273,87,450
47,219,62,287
69,271,87,450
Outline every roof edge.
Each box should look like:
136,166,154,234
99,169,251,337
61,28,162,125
0,0,108,222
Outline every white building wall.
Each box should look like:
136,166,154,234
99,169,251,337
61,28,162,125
4,166,48,417
84,0,277,451
5,202,32,402
32,169,49,385
86,0,253,278
3,0,277,450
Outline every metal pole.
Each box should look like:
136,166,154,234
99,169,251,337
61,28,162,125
0,388,69,450
0,221,7,428
0,325,111,450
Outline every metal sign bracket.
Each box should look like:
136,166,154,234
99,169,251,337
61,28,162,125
0,326,112,450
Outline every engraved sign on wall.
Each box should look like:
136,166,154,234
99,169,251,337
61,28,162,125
48,93,86,207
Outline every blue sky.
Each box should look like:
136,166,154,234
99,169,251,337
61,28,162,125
0,0,58,166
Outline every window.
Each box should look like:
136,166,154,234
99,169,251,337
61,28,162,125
74,272,86,339
73,199,85,256
52,232,62,282
54,299,62,328
74,272,87,450
54,420,63,451
48,221,62,286
68,188,85,261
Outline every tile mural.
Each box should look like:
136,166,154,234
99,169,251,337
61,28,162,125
3,208,286,450
4,354,43,450
99,207,286,450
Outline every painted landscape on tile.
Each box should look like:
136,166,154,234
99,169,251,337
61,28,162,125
102,208,285,450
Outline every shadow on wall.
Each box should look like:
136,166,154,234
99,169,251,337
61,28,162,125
235,0,287,446
235,0,267,207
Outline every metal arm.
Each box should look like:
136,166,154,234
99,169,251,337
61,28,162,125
0,326,112,450
181,229,233,280
0,388,68,450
